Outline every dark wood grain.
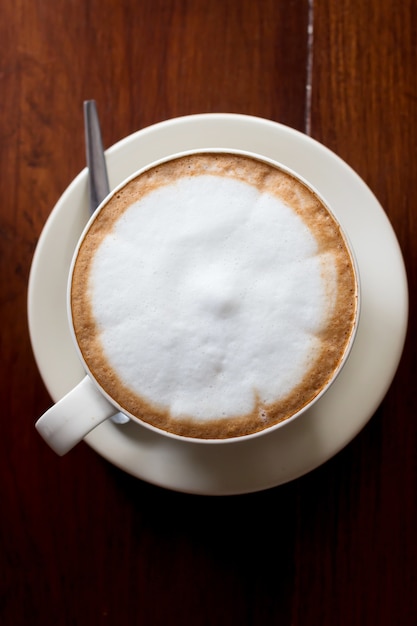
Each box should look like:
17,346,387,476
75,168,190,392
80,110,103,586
1,0,415,625
306,3,417,624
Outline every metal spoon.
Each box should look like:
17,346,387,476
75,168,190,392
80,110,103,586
83,100,130,425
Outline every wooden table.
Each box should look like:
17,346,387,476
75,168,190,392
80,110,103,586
1,1,415,624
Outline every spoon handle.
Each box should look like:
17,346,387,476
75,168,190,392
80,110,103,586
83,100,110,213
83,100,130,426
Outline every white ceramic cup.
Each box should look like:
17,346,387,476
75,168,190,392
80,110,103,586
35,149,360,455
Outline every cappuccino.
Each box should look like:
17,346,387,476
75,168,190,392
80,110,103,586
71,152,358,439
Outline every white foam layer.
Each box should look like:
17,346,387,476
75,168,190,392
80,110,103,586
89,174,335,421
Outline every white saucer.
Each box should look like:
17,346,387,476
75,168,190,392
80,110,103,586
28,114,408,495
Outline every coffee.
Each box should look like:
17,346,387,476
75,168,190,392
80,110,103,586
70,152,358,439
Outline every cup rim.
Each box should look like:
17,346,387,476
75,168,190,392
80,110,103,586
67,147,361,445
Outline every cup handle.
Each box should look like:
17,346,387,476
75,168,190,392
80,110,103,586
35,376,117,456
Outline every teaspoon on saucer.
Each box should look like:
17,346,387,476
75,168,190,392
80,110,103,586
83,99,130,425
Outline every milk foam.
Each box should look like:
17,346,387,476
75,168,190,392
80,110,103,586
89,174,334,421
